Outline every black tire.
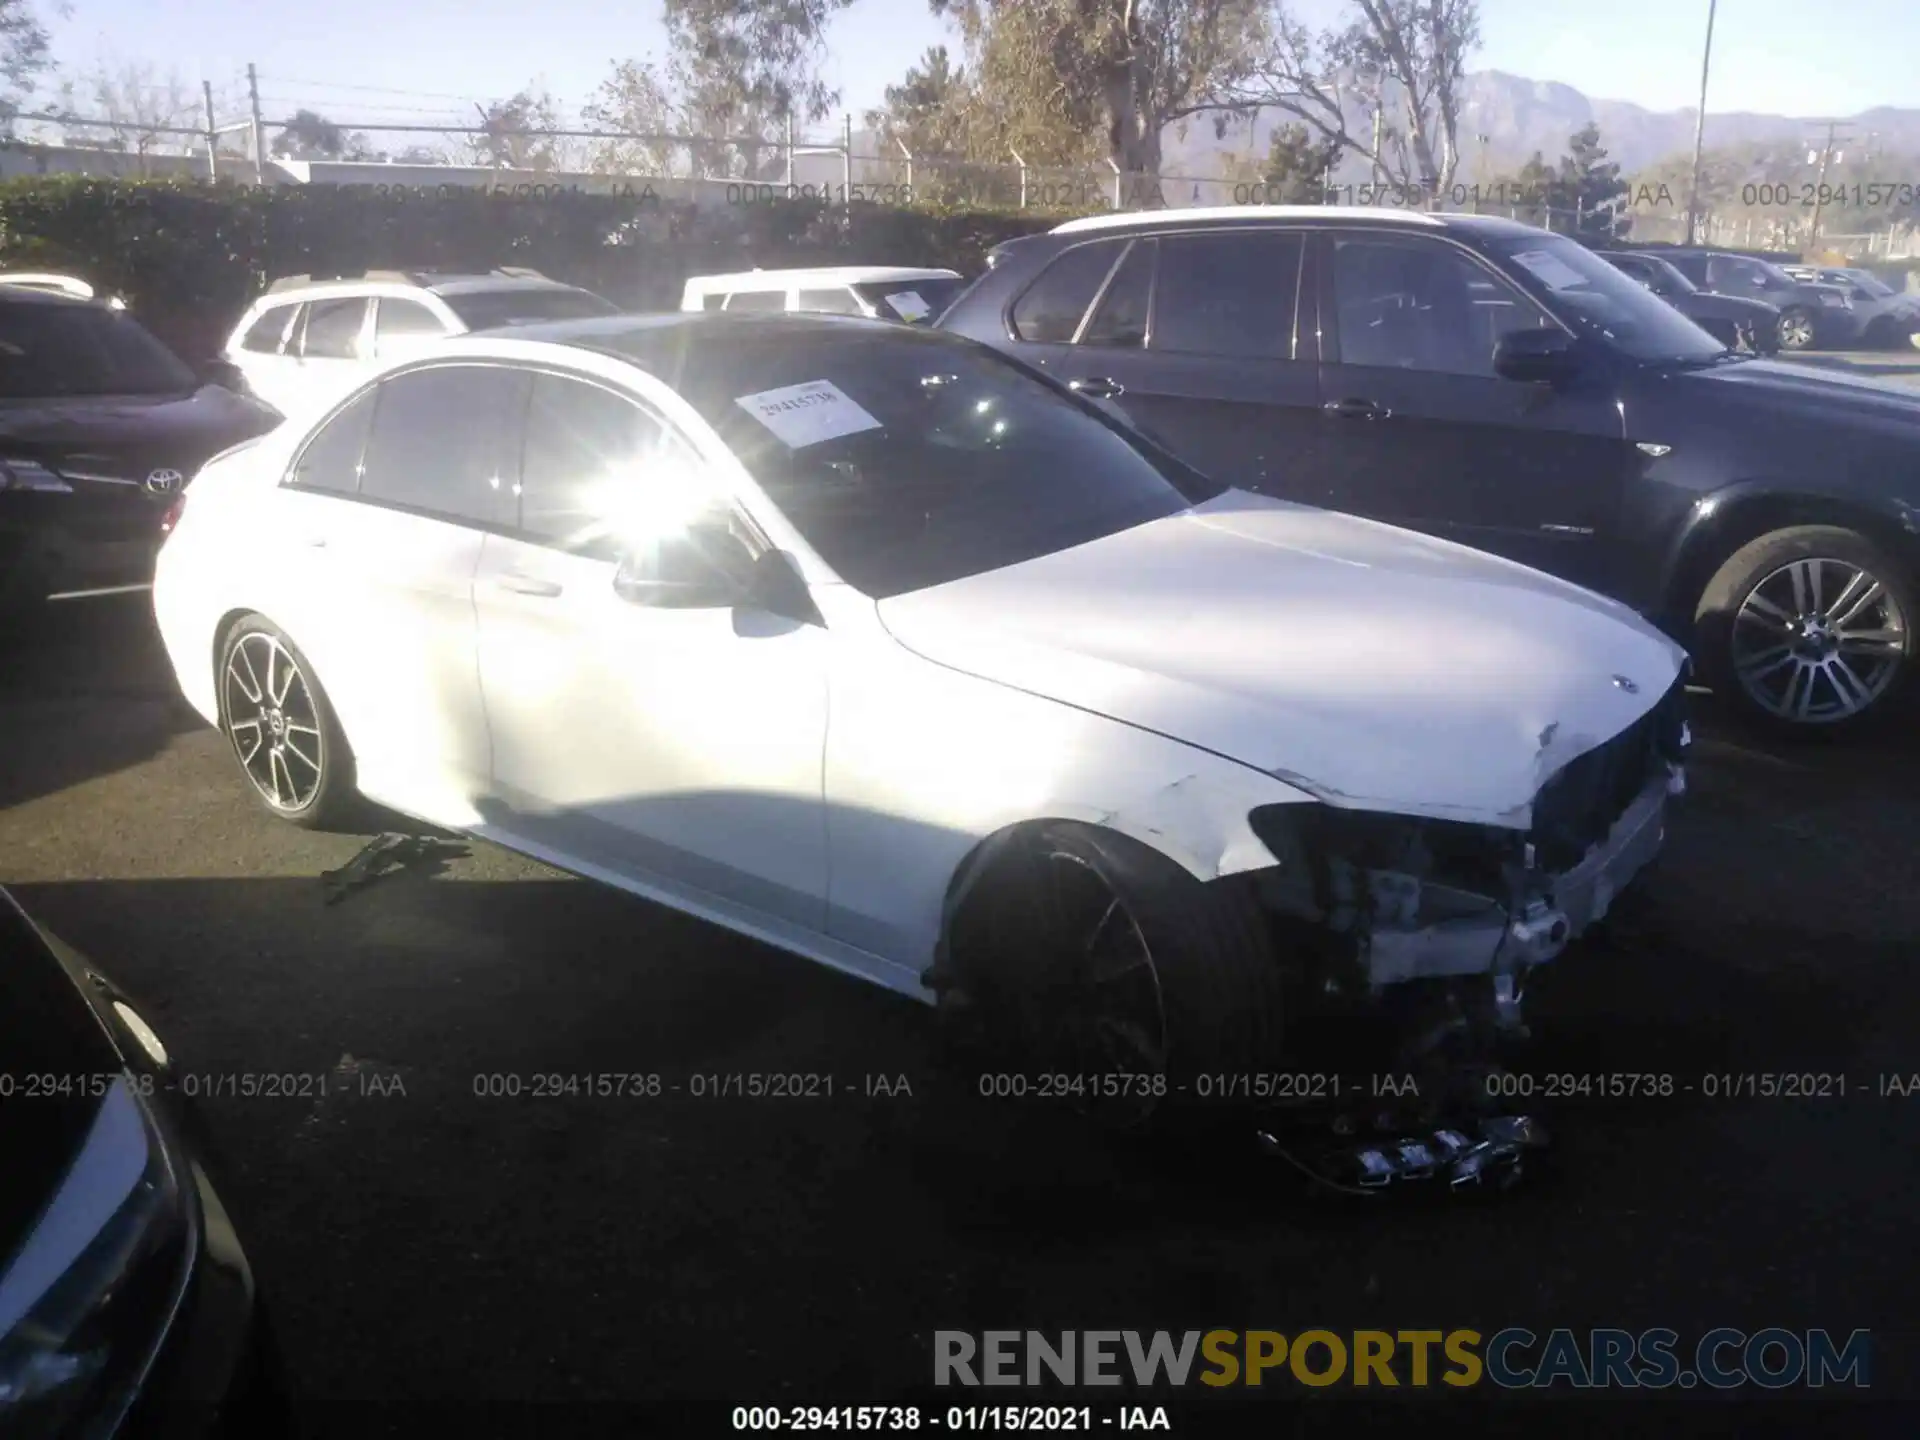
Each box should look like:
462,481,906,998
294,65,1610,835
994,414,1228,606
1694,525,1915,736
215,613,358,828
1776,306,1818,352
938,820,1281,1131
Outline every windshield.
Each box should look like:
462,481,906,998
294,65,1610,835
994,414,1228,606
443,286,620,331
1485,235,1726,363
851,278,966,324
642,326,1219,598
1845,272,1895,297
0,300,197,398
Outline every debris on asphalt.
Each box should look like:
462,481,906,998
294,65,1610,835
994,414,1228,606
320,832,470,905
1255,1113,1551,1197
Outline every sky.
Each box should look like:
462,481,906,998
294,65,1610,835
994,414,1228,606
31,0,1920,146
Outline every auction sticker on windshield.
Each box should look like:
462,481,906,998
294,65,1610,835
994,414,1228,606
886,290,932,321
735,380,883,448
1511,248,1589,291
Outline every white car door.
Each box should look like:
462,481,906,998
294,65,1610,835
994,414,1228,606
471,369,830,929
273,363,514,826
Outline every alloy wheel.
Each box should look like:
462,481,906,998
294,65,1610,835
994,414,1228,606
1778,310,1815,350
222,632,326,810
1731,557,1906,723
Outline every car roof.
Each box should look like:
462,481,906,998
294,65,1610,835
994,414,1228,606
684,266,961,290
1051,204,1447,234
256,274,578,303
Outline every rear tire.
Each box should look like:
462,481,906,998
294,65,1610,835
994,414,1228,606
1776,306,1818,352
1694,525,1914,737
938,821,1281,1132
215,613,358,829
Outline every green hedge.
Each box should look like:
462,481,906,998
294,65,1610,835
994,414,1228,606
0,177,1093,359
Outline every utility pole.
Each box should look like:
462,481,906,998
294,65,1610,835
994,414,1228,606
1683,0,1717,245
246,64,265,184
203,80,219,180
1806,120,1853,256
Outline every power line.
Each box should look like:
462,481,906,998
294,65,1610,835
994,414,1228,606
257,74,498,102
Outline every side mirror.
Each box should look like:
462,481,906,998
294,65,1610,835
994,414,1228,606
613,521,756,608
1493,328,1579,384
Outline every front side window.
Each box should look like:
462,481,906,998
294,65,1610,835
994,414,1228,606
640,326,1221,598
795,288,862,316
1152,231,1302,360
1332,237,1555,376
287,387,377,494
357,365,522,525
241,304,295,354
722,289,786,313
1010,239,1125,344
1078,240,1153,348
374,298,446,349
0,300,197,398
301,297,369,360
516,373,675,560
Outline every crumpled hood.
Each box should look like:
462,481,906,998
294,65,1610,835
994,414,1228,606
877,493,1688,825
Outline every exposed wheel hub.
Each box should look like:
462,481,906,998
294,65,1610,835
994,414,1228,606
1790,614,1838,659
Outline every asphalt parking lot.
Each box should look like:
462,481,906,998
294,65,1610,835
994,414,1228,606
5,588,1918,1437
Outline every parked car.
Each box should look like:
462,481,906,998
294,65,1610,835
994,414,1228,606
1655,249,1865,350
938,206,1920,733
0,289,283,623
223,268,620,421
0,884,284,1436
0,273,127,309
1599,250,1780,353
150,312,1687,1116
679,266,966,324
1779,265,1920,346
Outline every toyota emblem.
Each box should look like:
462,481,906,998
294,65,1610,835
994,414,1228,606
1611,674,1639,694
144,468,183,495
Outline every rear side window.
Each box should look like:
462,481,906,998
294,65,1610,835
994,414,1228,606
516,374,668,559
287,387,376,494
1151,231,1302,360
301,297,369,359
724,289,787,313
1010,239,1124,343
240,304,294,354
357,364,522,525
1079,239,1154,348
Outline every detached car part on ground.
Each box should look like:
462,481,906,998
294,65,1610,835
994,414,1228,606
152,313,1687,1137
0,289,283,625
939,208,1920,735
0,886,284,1437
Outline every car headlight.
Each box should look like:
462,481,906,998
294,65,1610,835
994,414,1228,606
0,1078,189,1439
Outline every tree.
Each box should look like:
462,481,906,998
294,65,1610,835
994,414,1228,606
864,44,970,158
1559,122,1628,240
1255,121,1343,201
271,108,347,160
470,89,565,171
1228,0,1481,195
930,0,1266,194
57,60,201,166
0,0,51,136
581,59,685,176
663,0,854,127
393,144,448,165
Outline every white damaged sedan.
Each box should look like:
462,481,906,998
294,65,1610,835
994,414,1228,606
152,313,1688,1116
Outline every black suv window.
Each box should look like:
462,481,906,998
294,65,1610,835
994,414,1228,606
1079,239,1153,348
287,387,376,494
1010,239,1125,343
301,297,368,359
374,298,444,346
0,299,197,398
358,364,522,524
241,304,295,354
515,373,670,559
1151,231,1303,360
1332,237,1552,376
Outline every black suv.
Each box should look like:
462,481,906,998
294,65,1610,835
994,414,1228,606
938,207,1920,733
1599,250,1780,353
1656,248,1862,351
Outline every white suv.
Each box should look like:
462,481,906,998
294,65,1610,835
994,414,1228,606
679,266,964,324
224,269,619,419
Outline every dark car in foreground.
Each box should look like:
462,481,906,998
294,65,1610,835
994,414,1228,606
1600,250,1780,353
0,886,284,1437
1655,248,1868,351
939,206,1920,733
0,290,283,624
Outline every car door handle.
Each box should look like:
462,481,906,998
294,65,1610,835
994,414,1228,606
1322,398,1391,420
1068,376,1125,399
494,572,563,597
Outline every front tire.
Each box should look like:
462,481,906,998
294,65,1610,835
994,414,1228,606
1694,525,1914,735
939,821,1281,1131
1776,306,1818,352
215,614,357,828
